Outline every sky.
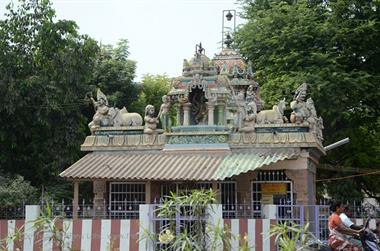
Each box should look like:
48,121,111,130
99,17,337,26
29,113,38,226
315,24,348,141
0,0,245,81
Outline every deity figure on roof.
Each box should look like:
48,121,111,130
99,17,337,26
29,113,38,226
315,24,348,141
158,95,172,132
306,97,324,142
246,82,264,112
290,83,324,142
191,90,208,125
290,83,309,124
88,89,114,132
144,105,163,135
240,101,257,132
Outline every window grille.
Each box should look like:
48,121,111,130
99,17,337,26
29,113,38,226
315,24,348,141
256,170,288,181
220,181,237,218
109,182,145,219
251,171,293,218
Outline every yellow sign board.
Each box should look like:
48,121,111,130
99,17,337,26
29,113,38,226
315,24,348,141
261,194,273,204
262,183,287,195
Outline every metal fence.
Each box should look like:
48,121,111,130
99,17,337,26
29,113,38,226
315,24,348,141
44,200,140,219
0,199,141,219
1,200,379,221
0,204,25,219
222,203,260,218
276,204,330,241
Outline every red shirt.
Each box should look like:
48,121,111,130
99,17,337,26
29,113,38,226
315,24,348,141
329,213,342,230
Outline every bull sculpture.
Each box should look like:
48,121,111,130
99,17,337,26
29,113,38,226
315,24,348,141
109,107,143,127
256,98,288,124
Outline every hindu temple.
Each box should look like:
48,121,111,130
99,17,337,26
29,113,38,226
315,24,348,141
60,35,325,219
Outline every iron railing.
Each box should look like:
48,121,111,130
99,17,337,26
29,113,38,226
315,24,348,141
276,204,330,241
0,204,25,219
1,200,379,221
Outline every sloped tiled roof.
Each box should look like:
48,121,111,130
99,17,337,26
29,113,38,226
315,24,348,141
60,150,298,181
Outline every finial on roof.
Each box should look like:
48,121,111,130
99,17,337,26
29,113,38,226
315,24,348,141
196,42,205,55
224,33,233,48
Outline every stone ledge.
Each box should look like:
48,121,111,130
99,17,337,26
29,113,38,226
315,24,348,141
92,126,144,136
81,134,166,149
80,145,164,151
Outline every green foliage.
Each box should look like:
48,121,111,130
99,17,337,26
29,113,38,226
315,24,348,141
143,189,234,251
0,0,99,189
33,201,68,250
154,189,252,250
0,175,38,207
132,74,171,115
236,0,380,201
157,189,216,218
92,39,139,109
269,221,317,251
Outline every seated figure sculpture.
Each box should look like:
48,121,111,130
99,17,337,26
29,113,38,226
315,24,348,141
290,83,309,124
240,101,257,132
88,89,144,134
88,89,114,133
144,105,163,135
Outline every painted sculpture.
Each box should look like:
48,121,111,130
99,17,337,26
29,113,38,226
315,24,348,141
88,89,114,132
110,107,143,127
256,98,287,124
290,83,309,124
240,101,257,132
144,105,163,135
88,89,143,134
290,83,324,141
87,46,323,144
158,95,172,132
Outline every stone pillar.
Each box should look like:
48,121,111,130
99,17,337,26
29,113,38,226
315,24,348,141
285,168,315,205
24,205,41,251
207,102,215,126
212,181,220,203
150,181,161,203
145,181,151,204
93,180,106,217
182,103,191,126
73,180,79,219
176,104,182,126
217,102,225,126
206,204,223,248
139,204,154,251
236,171,258,205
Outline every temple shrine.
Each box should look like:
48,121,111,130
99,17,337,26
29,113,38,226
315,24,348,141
61,39,325,219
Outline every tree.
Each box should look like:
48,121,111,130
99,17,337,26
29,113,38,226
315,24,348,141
132,74,171,116
0,0,99,191
91,39,139,109
235,0,380,201
0,175,38,207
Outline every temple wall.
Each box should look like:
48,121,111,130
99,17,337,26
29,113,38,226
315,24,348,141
91,155,317,209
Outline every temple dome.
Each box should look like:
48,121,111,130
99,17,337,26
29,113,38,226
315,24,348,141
182,45,217,77
190,53,210,69
213,48,248,76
